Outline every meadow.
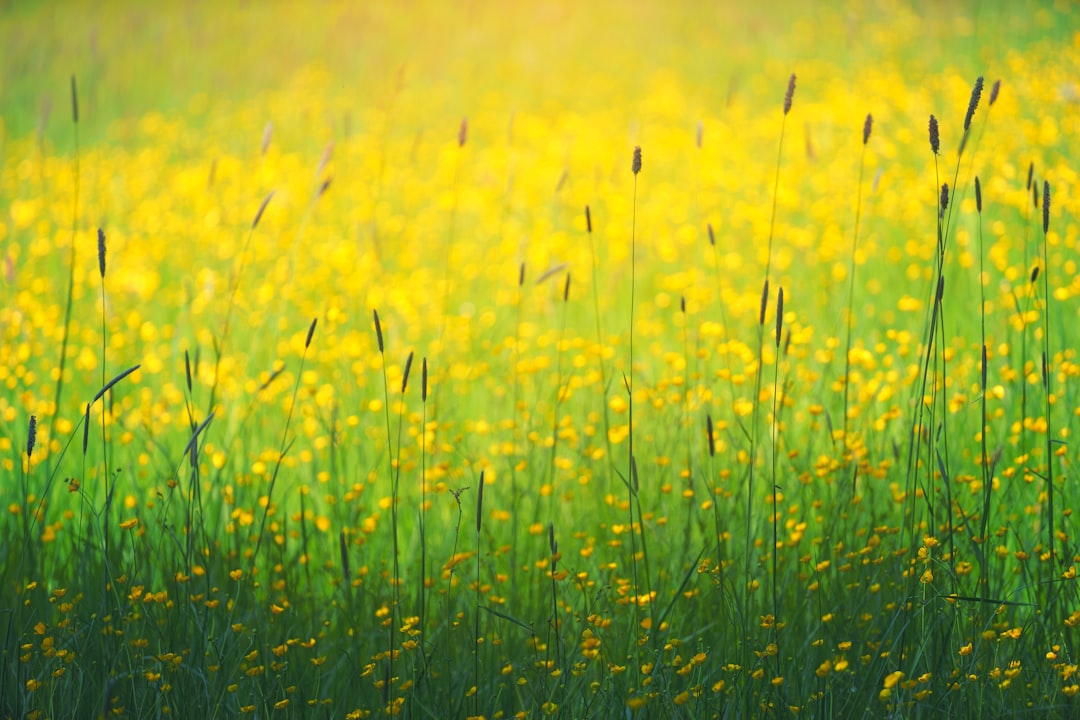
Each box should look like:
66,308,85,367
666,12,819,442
2,1,1080,717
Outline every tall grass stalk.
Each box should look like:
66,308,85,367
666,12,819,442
509,263,525,575
842,115,872,460
542,273,571,525
474,470,485,718
1039,181,1054,568
585,207,616,488
252,319,315,568
764,73,796,284
627,146,642,626
210,190,275,413
49,76,80,477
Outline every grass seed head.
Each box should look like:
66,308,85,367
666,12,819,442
458,117,468,147
184,350,193,392
476,471,484,534
706,414,715,457
964,76,984,132
989,79,1001,106
783,73,796,115
928,115,940,155
775,287,784,348
373,309,384,353
421,357,428,402
252,191,274,230
707,223,715,246
862,113,873,145
97,228,106,278
1043,180,1050,234
585,205,592,233
83,403,90,456
940,183,949,213
563,272,571,302
518,262,525,287
402,351,414,393
759,278,770,326
305,317,317,349
1030,265,1040,284
975,176,982,213
1026,162,1034,191
70,75,78,124
27,415,37,458
632,146,642,175
261,122,273,156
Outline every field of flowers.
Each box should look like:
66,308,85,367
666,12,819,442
2,1,1080,718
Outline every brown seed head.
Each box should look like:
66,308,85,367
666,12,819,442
373,309,384,353
974,176,982,213
458,117,468,148
928,115,940,155
988,79,1001,106
632,146,642,175
759,279,769,326
775,287,784,349
70,75,79,124
862,114,873,145
27,415,37,458
964,76,984,132
305,317,317,349
1043,180,1050,234
940,183,949,213
783,73,796,115
97,228,106,278
401,351,414,394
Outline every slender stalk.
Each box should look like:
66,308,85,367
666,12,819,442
842,115,872,461
50,76,80,477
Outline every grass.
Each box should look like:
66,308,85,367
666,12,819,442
2,1,1080,718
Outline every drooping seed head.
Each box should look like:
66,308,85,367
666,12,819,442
975,176,982,213
989,79,1001,106
1043,180,1050,234
305,317,317,349
632,146,642,175
862,113,873,145
964,76,984,132
759,278,769,326
783,73,796,115
458,117,468,148
373,309,384,353
402,351,414,394
27,415,37,458
775,287,784,348
707,223,715,246
97,228,106,278
928,115,940,155
585,205,592,234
